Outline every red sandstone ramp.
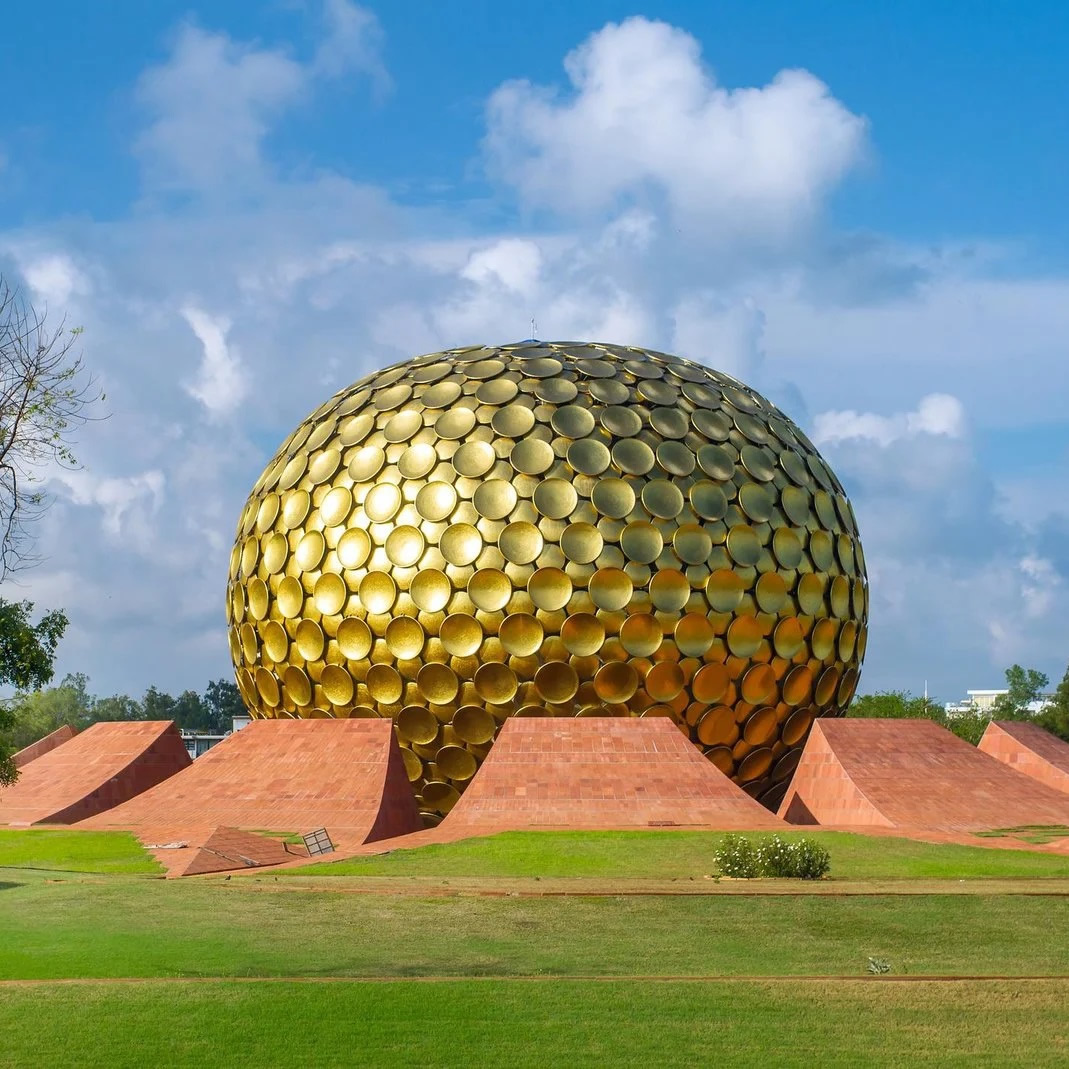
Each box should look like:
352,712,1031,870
444,717,785,830
778,718,1069,831
13,725,77,769
80,719,421,849
979,721,1069,796
0,721,191,826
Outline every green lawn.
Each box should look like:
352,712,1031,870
2,869,1068,980
1,979,1066,1067
289,829,1069,880
0,829,161,875
3,825,1069,1066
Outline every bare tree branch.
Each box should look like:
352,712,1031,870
0,277,103,580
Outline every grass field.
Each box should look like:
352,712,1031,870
290,829,1069,880
3,866,1069,980
2,827,1069,1065
0,829,161,875
1,979,1067,1068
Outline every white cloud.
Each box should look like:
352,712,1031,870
484,16,866,236
134,24,305,193
53,468,165,545
671,294,766,382
460,239,543,295
0,11,1066,708
181,305,247,418
811,393,966,447
134,3,386,194
7,250,90,308
314,0,390,91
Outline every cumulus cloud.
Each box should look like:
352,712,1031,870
4,249,90,309
52,468,165,546
484,16,867,236
672,294,766,382
811,393,967,448
181,305,247,418
0,11,1066,706
134,1,385,194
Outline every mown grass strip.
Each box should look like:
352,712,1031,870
0,830,160,875
1,979,1066,1067
289,829,1069,880
3,872,1068,980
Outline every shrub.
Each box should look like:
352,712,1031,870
714,834,831,880
713,833,761,878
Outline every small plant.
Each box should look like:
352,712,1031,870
714,834,831,879
867,957,892,975
713,833,761,878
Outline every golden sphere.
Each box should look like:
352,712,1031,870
227,341,868,819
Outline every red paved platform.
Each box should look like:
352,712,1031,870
12,725,77,769
0,721,191,826
158,826,298,878
80,719,422,860
778,718,1069,831
443,717,785,831
978,720,1069,796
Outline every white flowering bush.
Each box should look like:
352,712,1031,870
714,834,831,879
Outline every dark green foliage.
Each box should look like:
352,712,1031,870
846,690,944,720
713,833,761,878
0,599,68,784
4,676,249,762
989,665,1050,721
714,834,831,880
1035,664,1069,742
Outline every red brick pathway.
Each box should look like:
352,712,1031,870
0,721,190,826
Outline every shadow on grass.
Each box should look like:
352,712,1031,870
0,881,23,891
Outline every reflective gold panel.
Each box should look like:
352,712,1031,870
227,341,868,821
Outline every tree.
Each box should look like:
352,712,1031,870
1036,662,1069,742
988,664,1049,721
0,279,101,578
204,678,247,733
0,603,69,784
847,690,946,722
846,687,988,744
0,279,100,783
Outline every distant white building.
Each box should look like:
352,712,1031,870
944,689,1052,718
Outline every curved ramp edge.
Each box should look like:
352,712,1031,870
779,718,1069,831
979,721,1069,796
0,721,191,826
13,725,77,769
79,719,422,853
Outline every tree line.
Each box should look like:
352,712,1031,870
3,675,248,752
848,661,1069,745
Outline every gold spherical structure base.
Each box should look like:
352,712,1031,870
226,341,868,819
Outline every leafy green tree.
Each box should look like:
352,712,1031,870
1035,662,1069,742
91,694,144,723
204,678,246,733
988,664,1049,721
846,688,990,744
141,686,176,724
847,690,946,722
0,603,69,784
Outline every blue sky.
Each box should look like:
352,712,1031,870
1,1,1067,701
5,2,1069,247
